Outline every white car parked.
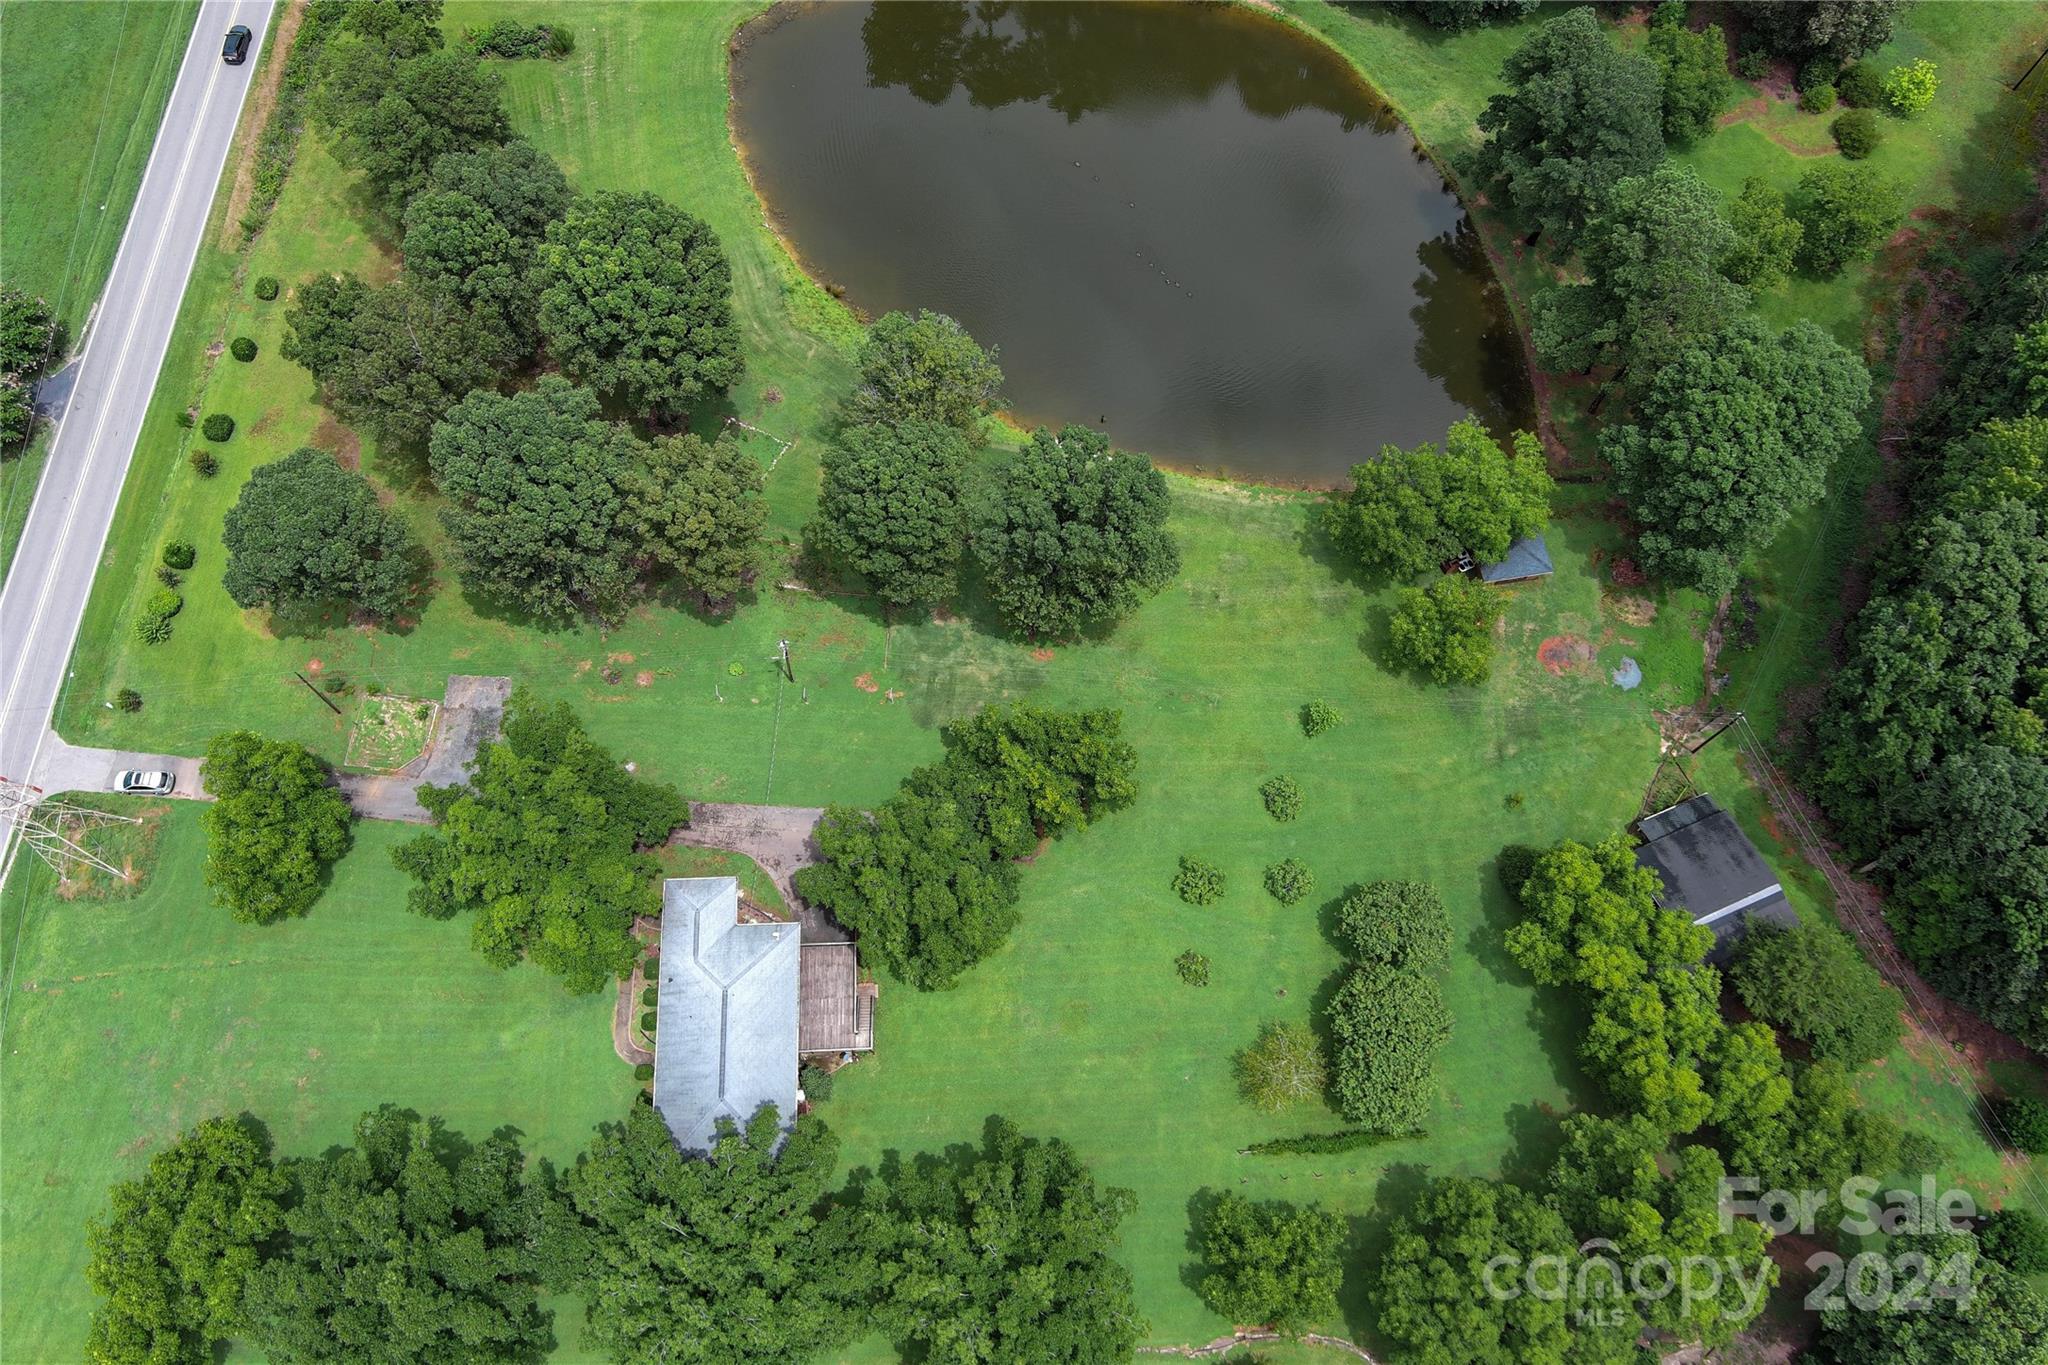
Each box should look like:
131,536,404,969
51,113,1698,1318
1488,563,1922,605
113,770,174,795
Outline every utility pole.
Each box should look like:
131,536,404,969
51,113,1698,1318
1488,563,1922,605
777,639,794,684
0,778,142,881
1689,710,1741,755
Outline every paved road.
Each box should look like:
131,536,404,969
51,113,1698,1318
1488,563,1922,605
0,1,273,884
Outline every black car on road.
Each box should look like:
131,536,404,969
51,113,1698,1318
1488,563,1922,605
222,24,251,64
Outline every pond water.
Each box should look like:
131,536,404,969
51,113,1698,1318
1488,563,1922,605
732,1,1530,486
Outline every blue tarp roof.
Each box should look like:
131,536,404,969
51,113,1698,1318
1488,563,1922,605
1480,535,1554,582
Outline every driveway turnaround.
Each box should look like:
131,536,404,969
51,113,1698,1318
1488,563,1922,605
0,1,274,882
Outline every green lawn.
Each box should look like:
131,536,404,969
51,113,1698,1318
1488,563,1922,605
0,805,631,1365
0,0,198,579
14,0,2046,1356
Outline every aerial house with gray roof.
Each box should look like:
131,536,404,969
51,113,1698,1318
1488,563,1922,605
1633,793,1798,963
651,875,875,1155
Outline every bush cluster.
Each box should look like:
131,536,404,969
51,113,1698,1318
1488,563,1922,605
638,1010,657,1035
162,542,195,570
253,276,280,301
466,19,573,59
1993,1095,2048,1155
133,588,183,645
1259,775,1302,822
1300,699,1343,737
202,413,235,442
1883,59,1938,116
230,336,258,362
1262,858,1314,906
1173,855,1225,906
1837,60,1883,108
1242,1128,1411,1156
115,688,143,713
1831,108,1881,159
188,450,218,478
1174,950,1210,987
798,1060,834,1103
1798,82,1837,115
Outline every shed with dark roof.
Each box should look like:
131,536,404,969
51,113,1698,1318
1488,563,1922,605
1633,794,1797,962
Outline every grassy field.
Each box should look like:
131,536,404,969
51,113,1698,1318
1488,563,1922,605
0,0,199,579
0,805,631,1365
12,0,2047,1356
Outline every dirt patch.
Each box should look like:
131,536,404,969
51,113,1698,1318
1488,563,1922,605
305,657,323,673
853,672,879,692
635,670,655,687
1030,647,1055,662
217,2,306,249
607,651,636,665
1537,634,1596,676
311,413,361,470
1604,593,1657,627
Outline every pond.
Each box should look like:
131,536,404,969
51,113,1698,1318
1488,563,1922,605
732,1,1531,486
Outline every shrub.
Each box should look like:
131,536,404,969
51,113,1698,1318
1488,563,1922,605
175,411,195,429
1838,60,1883,108
1735,47,1770,81
187,450,218,478
1235,1019,1325,1112
1831,108,1881,159
466,19,569,59
201,413,234,442
1301,699,1343,737
1334,880,1452,971
253,276,280,301
632,1062,653,1082
1992,1095,2048,1154
1263,858,1314,906
1175,950,1211,987
1798,82,1837,115
229,336,257,363
115,688,143,713
1173,856,1225,906
1883,59,1938,116
1980,1208,2048,1274
1794,162,1905,274
133,588,183,644
1497,844,1540,902
1328,965,1451,1131
640,985,656,1008
798,1060,834,1103
1195,1192,1345,1338
162,541,196,570
1795,57,1839,94
1260,776,1302,822
1242,1129,1413,1156
155,565,181,587
639,1010,657,1034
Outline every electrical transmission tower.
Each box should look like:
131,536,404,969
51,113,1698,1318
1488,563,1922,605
0,778,140,881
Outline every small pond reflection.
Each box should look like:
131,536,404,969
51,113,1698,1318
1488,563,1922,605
734,1,1532,484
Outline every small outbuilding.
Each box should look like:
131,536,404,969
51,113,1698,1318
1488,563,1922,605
653,876,799,1154
1633,793,1797,963
1479,534,1554,584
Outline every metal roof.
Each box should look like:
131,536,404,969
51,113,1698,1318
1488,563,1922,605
652,877,799,1154
1633,795,1795,964
1479,534,1554,583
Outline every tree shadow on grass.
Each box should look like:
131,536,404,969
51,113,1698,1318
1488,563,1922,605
1340,1159,1436,1347
1468,851,1600,1111
1179,1186,1226,1299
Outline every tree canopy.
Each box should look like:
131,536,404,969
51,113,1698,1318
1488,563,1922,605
428,377,645,623
85,1118,287,1365
553,1102,865,1364
837,1116,1145,1363
222,447,424,620
1727,921,1903,1067
535,191,743,415
1648,11,1732,145
1327,964,1451,1132
424,139,570,245
1736,0,1905,63
1325,418,1552,581
1813,1211,2048,1364
795,703,1137,989
1194,1192,1344,1336
969,424,1178,639
626,431,766,608
281,273,507,448
846,309,1003,441
200,732,355,925
1794,162,1906,276
1721,176,1805,289
1604,316,1869,596
391,690,686,993
1387,575,1506,685
1474,7,1664,245
1531,167,1747,376
810,419,971,608
240,1106,552,1365
0,285,58,444
317,38,509,212
1334,879,1453,972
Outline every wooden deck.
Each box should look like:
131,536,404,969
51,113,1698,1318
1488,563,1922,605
798,942,875,1054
